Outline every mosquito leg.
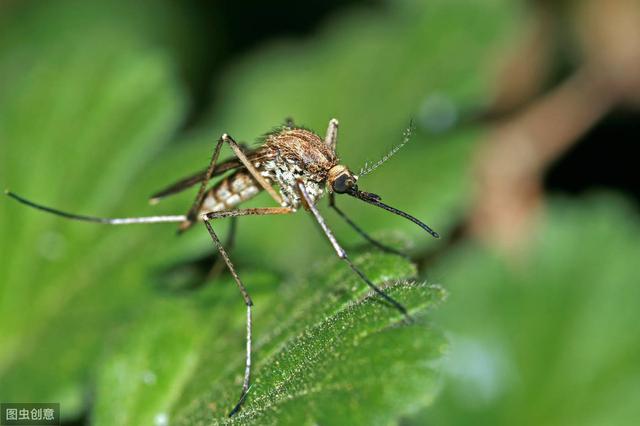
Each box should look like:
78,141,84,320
297,182,410,319
4,191,187,224
206,205,295,280
221,134,284,206
204,207,293,221
181,137,225,231
202,218,253,418
201,206,293,416
207,216,238,280
183,131,283,232
328,193,406,257
324,118,339,151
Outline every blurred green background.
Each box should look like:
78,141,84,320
1,0,639,425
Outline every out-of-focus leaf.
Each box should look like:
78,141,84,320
0,1,186,417
417,194,640,426
92,250,447,425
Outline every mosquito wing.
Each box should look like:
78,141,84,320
149,147,268,203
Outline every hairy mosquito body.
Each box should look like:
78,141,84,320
197,128,336,218
5,118,439,418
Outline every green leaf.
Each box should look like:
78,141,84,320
92,251,447,425
419,194,640,426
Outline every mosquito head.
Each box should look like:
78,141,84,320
327,165,359,194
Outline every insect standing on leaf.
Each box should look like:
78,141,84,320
5,118,439,417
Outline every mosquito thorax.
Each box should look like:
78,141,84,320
261,127,338,208
328,165,358,194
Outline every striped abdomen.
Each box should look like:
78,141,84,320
199,170,263,214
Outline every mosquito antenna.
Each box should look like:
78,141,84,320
347,188,439,238
5,190,186,225
358,120,415,177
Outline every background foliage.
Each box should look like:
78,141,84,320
1,0,638,425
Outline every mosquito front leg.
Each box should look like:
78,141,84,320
296,182,410,319
201,206,293,417
328,193,406,257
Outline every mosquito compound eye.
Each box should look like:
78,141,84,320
333,174,354,193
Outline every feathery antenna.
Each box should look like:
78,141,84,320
359,120,415,177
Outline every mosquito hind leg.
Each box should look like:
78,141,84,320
297,182,410,320
328,193,407,258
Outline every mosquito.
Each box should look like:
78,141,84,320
5,118,439,417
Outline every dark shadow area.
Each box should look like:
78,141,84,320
180,0,383,129
545,109,640,207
